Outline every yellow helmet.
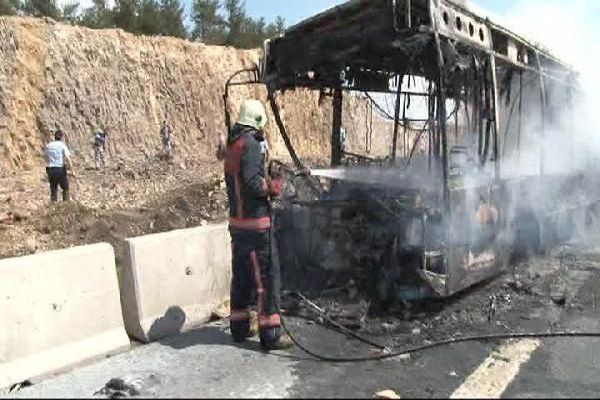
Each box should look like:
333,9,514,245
237,99,268,131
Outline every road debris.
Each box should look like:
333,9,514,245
280,246,599,358
0,211,15,225
211,300,231,320
374,389,401,399
94,378,142,398
550,284,568,306
93,375,164,399
8,380,32,394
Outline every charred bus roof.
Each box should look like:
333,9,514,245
263,0,576,92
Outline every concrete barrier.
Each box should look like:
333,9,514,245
120,224,231,342
0,244,130,390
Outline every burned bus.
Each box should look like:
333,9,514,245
224,0,594,302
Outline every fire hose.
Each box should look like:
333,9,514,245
280,294,600,363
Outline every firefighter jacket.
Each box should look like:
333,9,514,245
225,124,272,231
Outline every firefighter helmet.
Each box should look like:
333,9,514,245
237,99,268,131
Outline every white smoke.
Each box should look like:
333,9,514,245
484,0,600,247
496,0,600,170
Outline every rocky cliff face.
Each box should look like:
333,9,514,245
0,17,392,172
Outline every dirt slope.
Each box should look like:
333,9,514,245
0,17,396,260
0,16,391,172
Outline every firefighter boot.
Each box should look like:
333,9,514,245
230,320,251,343
231,313,259,343
260,327,294,351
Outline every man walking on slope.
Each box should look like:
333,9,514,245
44,130,76,202
93,127,108,170
224,99,293,351
160,120,173,158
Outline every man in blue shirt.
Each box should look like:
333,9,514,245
44,130,76,202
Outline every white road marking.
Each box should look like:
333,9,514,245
450,339,541,399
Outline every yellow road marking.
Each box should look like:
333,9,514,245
450,339,541,399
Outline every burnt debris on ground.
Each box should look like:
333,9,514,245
281,246,598,357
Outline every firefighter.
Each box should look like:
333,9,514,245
224,99,293,351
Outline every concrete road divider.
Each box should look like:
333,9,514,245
120,224,232,342
0,243,130,390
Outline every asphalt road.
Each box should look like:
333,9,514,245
6,258,600,399
504,277,600,399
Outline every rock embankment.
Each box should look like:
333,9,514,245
0,16,391,171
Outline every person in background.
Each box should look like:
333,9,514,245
340,127,347,154
260,135,270,165
160,120,173,157
44,130,76,202
93,127,108,170
216,133,226,161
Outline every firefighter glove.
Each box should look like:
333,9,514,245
268,178,283,197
